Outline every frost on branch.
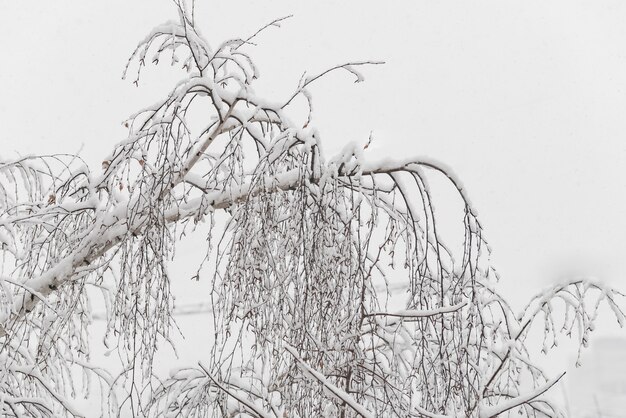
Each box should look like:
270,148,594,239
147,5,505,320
0,3,624,417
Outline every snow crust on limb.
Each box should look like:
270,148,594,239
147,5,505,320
0,2,624,417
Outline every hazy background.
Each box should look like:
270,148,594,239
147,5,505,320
1,0,626,413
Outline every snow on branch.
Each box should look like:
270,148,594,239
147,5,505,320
284,344,375,418
479,373,566,418
366,301,467,320
0,3,623,418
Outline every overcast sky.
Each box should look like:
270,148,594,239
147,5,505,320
2,0,626,404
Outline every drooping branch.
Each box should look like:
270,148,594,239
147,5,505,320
0,4,623,418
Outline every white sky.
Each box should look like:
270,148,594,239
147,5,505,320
2,0,626,408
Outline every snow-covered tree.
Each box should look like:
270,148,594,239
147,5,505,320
0,2,623,417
